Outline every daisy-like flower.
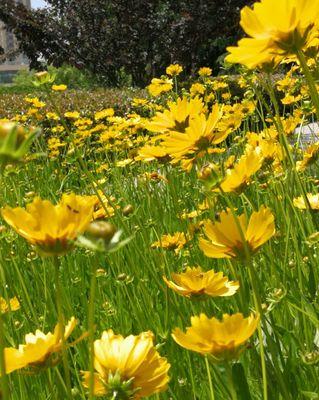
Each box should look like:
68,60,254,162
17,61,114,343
166,64,183,76
199,206,275,259
4,317,78,374
296,142,319,171
82,330,170,399
1,194,96,256
147,78,173,97
172,313,259,361
293,193,319,210
216,147,263,193
136,145,170,163
198,67,212,77
226,0,319,69
145,96,205,134
162,105,225,167
151,232,187,254
163,266,239,298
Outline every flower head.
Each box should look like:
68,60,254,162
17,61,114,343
198,67,212,77
216,148,263,193
163,266,239,298
82,330,170,399
199,206,275,259
2,194,96,256
226,0,319,69
172,313,259,361
151,232,187,254
4,317,78,374
166,64,183,76
293,193,319,210
146,96,205,134
147,78,173,97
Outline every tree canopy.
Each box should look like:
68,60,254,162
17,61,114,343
0,0,251,85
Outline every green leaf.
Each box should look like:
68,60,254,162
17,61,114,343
232,363,252,400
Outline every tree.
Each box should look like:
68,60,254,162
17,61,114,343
0,0,252,85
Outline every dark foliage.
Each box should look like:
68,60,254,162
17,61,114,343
0,0,252,85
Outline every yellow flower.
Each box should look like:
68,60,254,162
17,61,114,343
190,83,205,96
147,78,173,97
162,105,225,167
146,96,205,134
136,145,169,162
0,296,20,314
198,67,212,77
3,317,78,374
216,148,263,193
82,330,170,399
1,194,96,256
52,84,67,91
296,142,319,171
64,111,80,119
95,108,115,120
199,206,275,259
91,192,119,219
281,94,302,105
166,64,183,76
163,266,239,298
226,0,319,69
293,193,319,210
172,313,259,361
151,232,187,253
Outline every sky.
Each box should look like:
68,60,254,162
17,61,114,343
31,0,47,8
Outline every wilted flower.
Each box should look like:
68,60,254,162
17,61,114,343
199,206,275,259
163,266,239,298
82,330,170,399
172,312,259,361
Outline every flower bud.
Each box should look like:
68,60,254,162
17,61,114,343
122,204,134,216
86,221,117,242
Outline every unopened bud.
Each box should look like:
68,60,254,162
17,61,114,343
123,204,134,216
86,221,117,242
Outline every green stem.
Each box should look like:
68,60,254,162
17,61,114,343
0,314,10,400
53,257,72,399
225,363,237,400
205,356,215,400
88,263,98,400
247,261,268,400
296,50,319,121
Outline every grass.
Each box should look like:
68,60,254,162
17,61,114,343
0,64,318,400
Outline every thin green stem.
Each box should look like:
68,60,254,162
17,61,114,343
88,262,98,400
53,257,72,400
247,262,268,400
205,356,215,400
0,314,10,400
